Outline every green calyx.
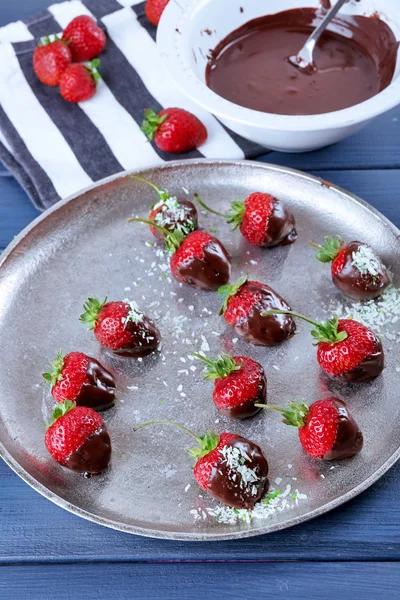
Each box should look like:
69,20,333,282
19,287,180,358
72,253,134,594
255,401,309,429
278,401,309,428
193,352,242,381
226,200,246,230
38,34,62,47
309,315,348,344
42,351,65,388
127,218,185,254
218,275,247,316
133,420,220,461
141,108,168,142
132,175,170,203
47,400,75,428
79,296,107,330
84,58,101,85
310,235,344,263
193,195,245,231
260,309,348,345
186,431,220,460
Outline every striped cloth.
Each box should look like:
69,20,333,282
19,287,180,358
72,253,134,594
0,0,265,210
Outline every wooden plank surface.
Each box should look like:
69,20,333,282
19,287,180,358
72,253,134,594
1,562,400,600
1,457,400,563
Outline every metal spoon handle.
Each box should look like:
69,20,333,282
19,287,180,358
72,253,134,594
307,0,348,49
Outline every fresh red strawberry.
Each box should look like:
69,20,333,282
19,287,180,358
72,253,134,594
33,37,72,86
218,275,296,346
45,401,111,475
80,297,161,356
132,175,198,239
262,308,384,382
128,219,231,290
195,353,266,419
196,192,297,247
263,398,363,460
43,351,116,410
141,108,207,153
310,235,389,300
62,15,106,62
145,0,170,26
134,421,269,508
59,59,100,103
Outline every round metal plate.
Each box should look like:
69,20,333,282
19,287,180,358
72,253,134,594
0,159,399,541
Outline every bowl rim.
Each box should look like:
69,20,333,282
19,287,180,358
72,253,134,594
157,0,400,132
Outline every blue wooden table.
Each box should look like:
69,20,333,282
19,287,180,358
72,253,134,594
1,2,400,598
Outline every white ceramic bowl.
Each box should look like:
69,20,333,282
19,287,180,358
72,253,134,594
157,0,400,152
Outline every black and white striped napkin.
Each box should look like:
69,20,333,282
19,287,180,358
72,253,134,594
0,0,266,210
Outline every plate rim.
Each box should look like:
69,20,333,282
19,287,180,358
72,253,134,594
1,158,399,541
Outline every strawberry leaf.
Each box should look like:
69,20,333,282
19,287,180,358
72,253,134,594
310,315,348,344
311,235,344,263
218,275,247,316
279,401,309,428
186,431,220,460
80,297,107,330
141,109,168,142
42,351,65,388
193,353,242,381
226,200,246,230
47,400,75,428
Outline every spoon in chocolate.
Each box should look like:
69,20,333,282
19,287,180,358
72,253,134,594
289,0,347,73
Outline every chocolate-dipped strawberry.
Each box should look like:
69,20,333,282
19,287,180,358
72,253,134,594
257,398,363,460
80,297,161,357
196,191,297,247
128,219,231,291
45,401,111,475
310,236,390,300
134,420,269,509
218,275,296,346
195,353,266,419
263,309,384,382
43,351,116,410
132,175,198,239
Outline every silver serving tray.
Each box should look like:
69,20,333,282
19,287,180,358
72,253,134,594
0,160,399,541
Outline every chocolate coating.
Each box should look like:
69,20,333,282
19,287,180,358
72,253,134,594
336,337,384,383
151,198,198,239
207,436,269,508
332,241,390,301
218,371,266,420
177,239,231,291
74,358,116,410
233,282,296,346
206,8,398,116
263,199,297,247
114,316,161,358
64,425,111,475
322,399,363,460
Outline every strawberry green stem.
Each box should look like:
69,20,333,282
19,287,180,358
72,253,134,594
255,401,309,428
262,309,321,328
309,235,344,263
127,217,169,236
194,194,227,218
193,352,242,381
133,420,221,460
127,218,185,253
131,175,169,201
261,309,348,344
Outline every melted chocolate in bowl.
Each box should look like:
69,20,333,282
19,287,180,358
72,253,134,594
206,8,398,115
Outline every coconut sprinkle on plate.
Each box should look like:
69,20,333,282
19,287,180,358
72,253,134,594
191,484,308,525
